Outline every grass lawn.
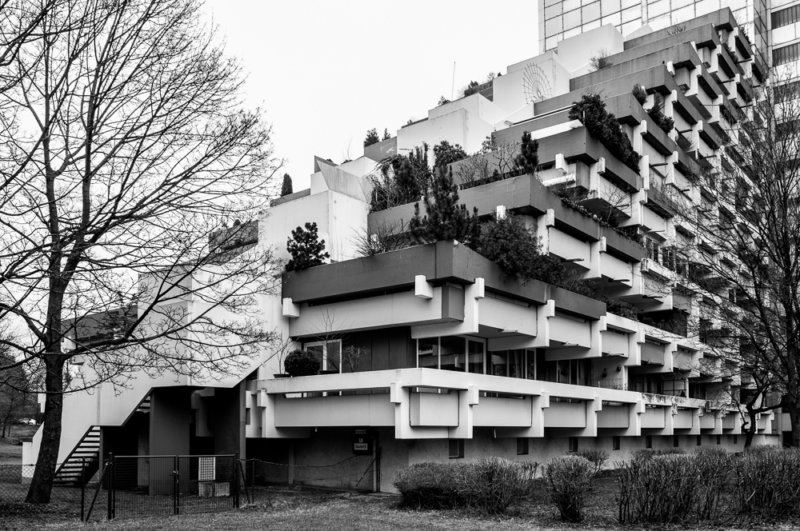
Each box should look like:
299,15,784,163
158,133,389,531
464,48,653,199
3,476,792,531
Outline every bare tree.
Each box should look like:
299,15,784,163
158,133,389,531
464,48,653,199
669,76,800,447
0,0,281,503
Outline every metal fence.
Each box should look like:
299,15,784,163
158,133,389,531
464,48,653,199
1,454,252,524
0,462,106,523
91,454,244,520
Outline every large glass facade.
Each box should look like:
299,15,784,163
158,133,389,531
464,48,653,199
542,0,766,65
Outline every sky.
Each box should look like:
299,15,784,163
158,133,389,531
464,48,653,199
203,0,540,190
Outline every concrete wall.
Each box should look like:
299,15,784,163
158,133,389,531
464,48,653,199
251,427,780,494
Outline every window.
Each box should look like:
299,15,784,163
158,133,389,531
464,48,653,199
304,340,342,372
612,436,621,451
733,434,738,445
773,43,800,66
517,438,529,455
568,437,579,453
673,434,680,448
645,435,653,449
772,5,800,29
716,434,721,445
418,337,486,373
449,439,464,459
696,435,702,446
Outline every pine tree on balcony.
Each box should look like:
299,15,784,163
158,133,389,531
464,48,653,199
409,167,479,246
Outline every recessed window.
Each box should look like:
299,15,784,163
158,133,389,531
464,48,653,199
645,435,653,449
716,434,721,445
733,434,738,445
449,439,464,459
304,340,342,372
673,434,680,448
612,436,621,451
568,437,579,453
517,437,529,455
696,435,702,446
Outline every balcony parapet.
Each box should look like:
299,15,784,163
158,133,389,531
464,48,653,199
282,241,605,319
368,172,645,262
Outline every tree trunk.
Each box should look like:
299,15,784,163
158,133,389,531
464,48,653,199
789,403,800,448
25,359,64,503
744,406,757,449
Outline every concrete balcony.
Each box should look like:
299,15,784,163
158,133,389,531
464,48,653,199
257,368,648,439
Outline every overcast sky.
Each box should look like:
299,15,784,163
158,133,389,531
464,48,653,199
203,0,540,190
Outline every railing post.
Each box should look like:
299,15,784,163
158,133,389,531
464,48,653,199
233,454,240,509
107,453,114,520
173,455,180,515
80,457,85,521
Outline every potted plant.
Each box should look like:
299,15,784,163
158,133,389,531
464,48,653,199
284,349,320,377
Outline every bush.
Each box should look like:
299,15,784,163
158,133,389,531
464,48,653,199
545,456,593,522
617,451,729,524
285,222,329,272
569,93,641,172
283,350,320,376
734,447,800,517
632,84,647,105
631,447,686,462
577,449,608,474
474,215,546,283
394,458,537,514
461,458,538,514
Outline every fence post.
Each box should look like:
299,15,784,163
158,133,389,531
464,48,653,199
173,455,180,515
233,454,240,509
107,453,114,520
80,457,85,521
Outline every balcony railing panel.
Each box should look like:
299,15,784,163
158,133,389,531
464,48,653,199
543,401,586,428
642,407,667,429
597,406,630,429
473,397,532,427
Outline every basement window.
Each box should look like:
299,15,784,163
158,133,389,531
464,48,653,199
716,434,721,445
645,435,653,449
673,434,680,447
697,435,702,446
568,437,578,453
612,436,621,451
449,439,465,459
517,438,529,455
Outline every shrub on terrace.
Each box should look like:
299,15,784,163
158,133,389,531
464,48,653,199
474,215,548,283
647,102,675,133
432,140,467,174
364,128,380,147
514,131,539,176
409,167,480,247
632,84,647,105
284,350,320,376
569,93,641,172
285,222,329,272
546,456,593,522
370,144,432,211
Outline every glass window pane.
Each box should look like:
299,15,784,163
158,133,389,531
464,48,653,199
440,337,466,372
306,344,324,369
468,340,484,374
490,351,508,376
582,1,601,23
418,338,438,369
326,341,341,372
564,9,581,30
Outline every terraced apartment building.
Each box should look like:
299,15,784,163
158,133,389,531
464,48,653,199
24,7,781,492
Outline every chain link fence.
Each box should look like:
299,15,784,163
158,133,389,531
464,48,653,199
0,463,108,524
